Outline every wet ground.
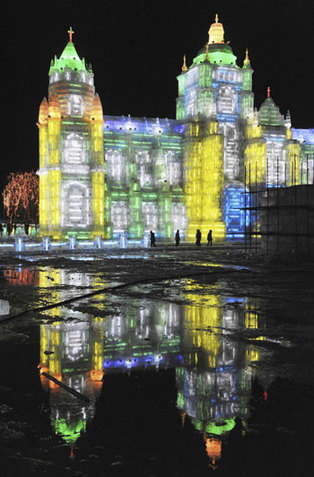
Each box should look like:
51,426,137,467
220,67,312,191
0,243,314,476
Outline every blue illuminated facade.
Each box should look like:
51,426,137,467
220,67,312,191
224,184,247,238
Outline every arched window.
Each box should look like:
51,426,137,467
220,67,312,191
62,182,89,227
67,94,85,116
63,133,86,164
217,86,235,114
105,150,125,183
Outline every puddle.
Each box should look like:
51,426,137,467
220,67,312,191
0,264,314,476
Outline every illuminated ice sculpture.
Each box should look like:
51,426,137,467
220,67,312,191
38,17,312,243
37,27,105,240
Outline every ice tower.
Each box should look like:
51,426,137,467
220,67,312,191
177,15,254,239
245,87,300,189
37,28,105,239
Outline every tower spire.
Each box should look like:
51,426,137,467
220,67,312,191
243,47,250,67
205,43,209,61
215,13,219,23
182,54,188,72
267,86,271,98
67,26,74,43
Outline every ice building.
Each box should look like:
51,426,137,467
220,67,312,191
37,27,105,240
38,17,312,241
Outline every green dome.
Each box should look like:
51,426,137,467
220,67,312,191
49,41,87,76
192,43,238,67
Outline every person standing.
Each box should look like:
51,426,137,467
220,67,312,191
196,229,201,246
150,230,156,247
175,229,180,246
207,229,213,246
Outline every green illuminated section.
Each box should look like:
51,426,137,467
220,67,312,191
242,70,252,91
205,419,236,436
129,182,144,238
193,44,237,67
54,418,86,445
258,97,284,127
49,42,87,76
198,63,212,87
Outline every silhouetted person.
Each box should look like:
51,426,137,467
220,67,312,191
196,229,201,246
7,223,12,236
0,223,3,237
24,223,29,235
175,229,180,246
150,230,156,247
207,229,213,246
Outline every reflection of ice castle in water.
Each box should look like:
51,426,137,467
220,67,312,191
38,16,314,242
176,282,261,467
37,269,263,462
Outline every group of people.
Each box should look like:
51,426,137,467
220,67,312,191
148,229,213,247
196,229,212,246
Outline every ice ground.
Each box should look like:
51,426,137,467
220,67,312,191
1,243,314,476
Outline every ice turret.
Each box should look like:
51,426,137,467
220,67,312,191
285,110,292,129
48,95,61,119
38,97,49,125
90,93,103,122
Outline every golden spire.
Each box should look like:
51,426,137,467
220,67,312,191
244,47,250,66
215,13,219,23
205,43,209,61
182,54,188,72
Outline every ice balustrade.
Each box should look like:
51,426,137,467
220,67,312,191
0,233,153,252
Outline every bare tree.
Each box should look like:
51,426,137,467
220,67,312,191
2,171,39,225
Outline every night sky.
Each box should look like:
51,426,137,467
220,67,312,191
0,0,313,203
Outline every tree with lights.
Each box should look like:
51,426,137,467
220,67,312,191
2,171,39,230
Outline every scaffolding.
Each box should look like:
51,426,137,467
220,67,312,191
243,154,314,256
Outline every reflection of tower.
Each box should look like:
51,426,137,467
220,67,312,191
37,28,105,239
178,282,261,468
39,317,104,446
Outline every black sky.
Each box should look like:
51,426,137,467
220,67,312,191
0,0,314,197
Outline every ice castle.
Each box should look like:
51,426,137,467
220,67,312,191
38,17,314,241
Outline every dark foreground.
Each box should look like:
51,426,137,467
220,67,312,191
0,243,313,476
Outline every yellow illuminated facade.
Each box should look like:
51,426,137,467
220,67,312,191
184,280,222,367
184,121,226,241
